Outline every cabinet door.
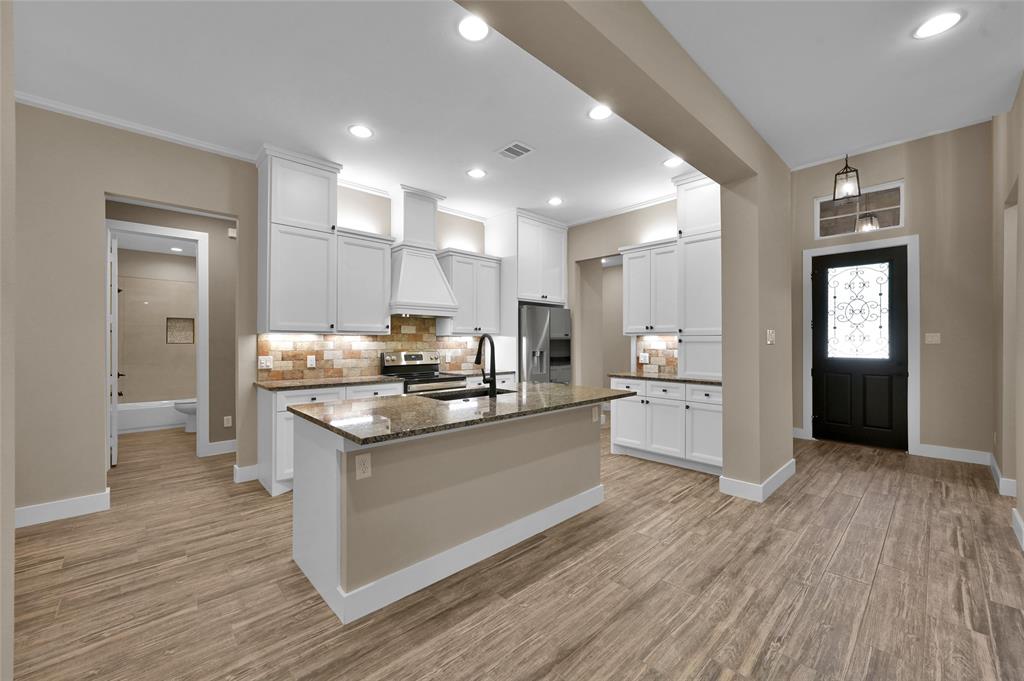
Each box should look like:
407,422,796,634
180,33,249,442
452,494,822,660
540,225,566,303
611,395,646,449
685,401,723,467
650,243,679,333
443,256,478,334
475,260,501,334
677,336,722,381
622,249,652,334
679,232,722,336
517,218,544,301
337,234,391,334
269,223,336,332
646,397,685,458
275,411,294,480
270,157,337,233
678,177,720,235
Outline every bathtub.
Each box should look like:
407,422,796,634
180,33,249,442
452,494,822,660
117,399,192,433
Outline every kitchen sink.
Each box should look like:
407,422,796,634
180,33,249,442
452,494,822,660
420,387,516,401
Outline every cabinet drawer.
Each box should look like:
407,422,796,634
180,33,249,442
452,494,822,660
610,378,646,396
347,382,403,400
647,381,685,401
465,375,485,388
495,374,515,389
685,384,722,405
275,388,345,412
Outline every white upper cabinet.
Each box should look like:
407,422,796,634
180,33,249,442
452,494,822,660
268,223,337,332
517,215,566,304
337,230,393,334
269,156,338,233
437,250,501,336
675,175,720,236
621,239,677,335
679,231,722,336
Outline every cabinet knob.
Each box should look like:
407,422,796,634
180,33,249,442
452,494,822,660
685,404,690,410
386,324,390,329
329,323,335,329
332,225,336,231
373,391,379,396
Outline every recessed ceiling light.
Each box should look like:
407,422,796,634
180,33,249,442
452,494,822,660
348,124,373,139
458,15,489,41
548,196,563,207
913,11,962,39
663,156,684,168
466,168,487,179
588,104,612,121
170,246,183,252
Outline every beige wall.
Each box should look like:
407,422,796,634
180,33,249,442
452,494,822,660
107,203,238,440
15,104,257,506
337,185,390,236
602,265,629,383
117,250,197,404
0,2,14,676
575,258,631,388
791,123,995,456
342,407,600,591
436,210,486,253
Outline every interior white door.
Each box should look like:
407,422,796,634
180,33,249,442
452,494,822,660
679,232,722,336
650,243,679,333
449,256,478,333
517,218,543,301
685,401,723,467
337,234,390,334
107,234,119,467
269,223,336,332
622,249,652,334
270,157,337,233
611,396,646,449
474,260,501,333
540,225,566,303
646,397,685,458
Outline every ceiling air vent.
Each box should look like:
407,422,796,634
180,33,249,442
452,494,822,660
497,141,534,160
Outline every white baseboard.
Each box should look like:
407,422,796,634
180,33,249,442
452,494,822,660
719,458,796,503
233,464,259,483
1012,508,1024,554
15,487,111,528
990,457,1018,497
311,484,604,624
912,443,991,466
792,427,813,440
198,439,237,457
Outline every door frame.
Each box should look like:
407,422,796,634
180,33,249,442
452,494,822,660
105,218,225,458
799,235,920,453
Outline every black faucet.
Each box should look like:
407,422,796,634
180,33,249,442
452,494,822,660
474,333,497,398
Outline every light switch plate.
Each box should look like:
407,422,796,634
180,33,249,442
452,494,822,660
355,453,372,480
258,355,273,370
223,415,232,428
306,355,317,368
766,329,776,345
925,332,942,345
639,352,650,364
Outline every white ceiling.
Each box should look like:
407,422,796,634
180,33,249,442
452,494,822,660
647,1,1024,169
13,0,692,224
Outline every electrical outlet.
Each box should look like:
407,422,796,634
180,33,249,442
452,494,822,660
306,355,317,368
258,355,273,370
223,415,232,428
355,453,372,480
766,328,776,345
925,332,942,345
639,352,650,364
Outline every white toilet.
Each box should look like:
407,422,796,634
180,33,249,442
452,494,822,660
174,399,197,433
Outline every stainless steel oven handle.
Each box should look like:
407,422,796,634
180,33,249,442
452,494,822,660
407,379,468,393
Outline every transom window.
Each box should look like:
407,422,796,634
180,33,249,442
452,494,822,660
815,180,904,239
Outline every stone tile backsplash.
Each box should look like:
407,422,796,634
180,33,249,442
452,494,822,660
257,315,481,381
636,335,678,376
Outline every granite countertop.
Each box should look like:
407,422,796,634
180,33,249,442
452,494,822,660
288,382,634,445
254,375,404,391
607,371,722,387
442,369,516,377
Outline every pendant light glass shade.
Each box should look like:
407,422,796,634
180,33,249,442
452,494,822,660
856,213,880,232
833,155,861,201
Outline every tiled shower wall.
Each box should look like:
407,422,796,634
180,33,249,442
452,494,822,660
256,315,481,381
636,335,678,376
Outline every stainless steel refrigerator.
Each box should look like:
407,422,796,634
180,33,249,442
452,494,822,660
519,304,572,384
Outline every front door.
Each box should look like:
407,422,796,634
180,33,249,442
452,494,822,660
812,246,908,450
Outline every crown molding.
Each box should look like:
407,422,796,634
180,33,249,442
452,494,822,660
337,177,391,198
516,208,568,230
259,144,341,173
670,170,707,187
567,193,675,228
16,91,257,162
399,185,446,203
437,205,488,223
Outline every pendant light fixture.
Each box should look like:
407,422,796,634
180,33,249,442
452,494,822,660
833,154,861,202
856,213,880,232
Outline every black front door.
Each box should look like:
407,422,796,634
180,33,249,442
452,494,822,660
812,246,908,450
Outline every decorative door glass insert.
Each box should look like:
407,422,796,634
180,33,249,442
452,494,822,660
826,263,890,359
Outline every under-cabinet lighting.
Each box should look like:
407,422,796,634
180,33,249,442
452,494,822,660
170,247,183,252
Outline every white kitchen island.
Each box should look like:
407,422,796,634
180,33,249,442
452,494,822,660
287,382,632,623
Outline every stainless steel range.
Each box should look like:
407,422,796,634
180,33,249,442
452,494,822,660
381,351,467,394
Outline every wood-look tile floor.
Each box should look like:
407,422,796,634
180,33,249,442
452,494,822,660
14,429,1024,680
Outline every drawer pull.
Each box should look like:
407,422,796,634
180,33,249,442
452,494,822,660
310,397,317,401
662,388,667,393
704,393,710,397
373,391,379,396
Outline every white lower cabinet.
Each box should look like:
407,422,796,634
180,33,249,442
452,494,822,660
257,382,402,496
610,378,723,472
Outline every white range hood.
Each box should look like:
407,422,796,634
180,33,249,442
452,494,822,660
389,185,459,317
